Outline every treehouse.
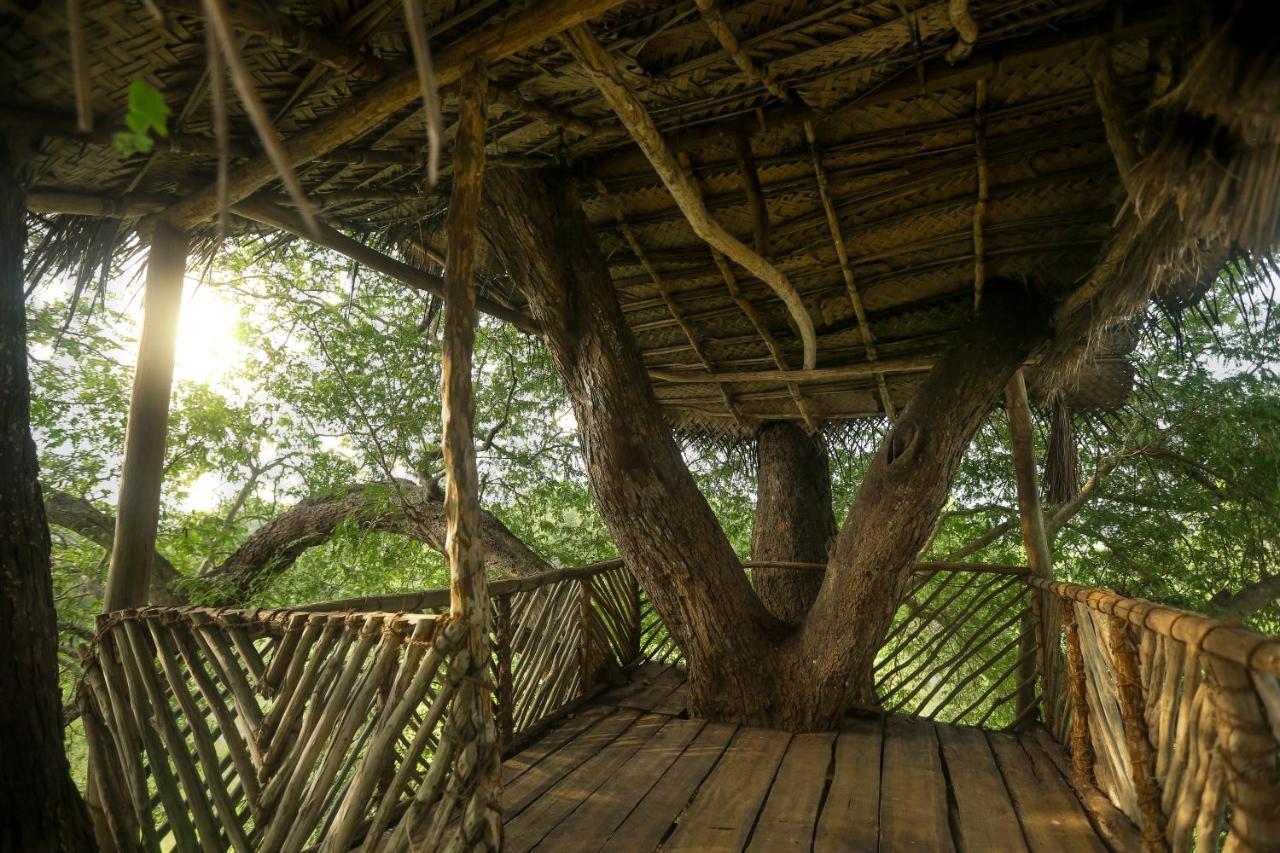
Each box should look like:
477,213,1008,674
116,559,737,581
3,0,1280,851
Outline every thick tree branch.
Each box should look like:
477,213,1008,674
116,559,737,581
199,480,551,603
43,489,182,604
1213,575,1280,620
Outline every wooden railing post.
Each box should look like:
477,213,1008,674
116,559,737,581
494,595,515,749
1060,601,1096,785
1205,652,1280,851
1108,614,1167,852
1005,370,1060,728
578,576,595,696
629,571,643,665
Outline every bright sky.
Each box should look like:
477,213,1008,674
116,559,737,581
171,276,248,388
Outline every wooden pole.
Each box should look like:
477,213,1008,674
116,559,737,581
439,64,501,850
1061,603,1096,784
1005,369,1057,726
1108,616,1168,851
104,222,189,611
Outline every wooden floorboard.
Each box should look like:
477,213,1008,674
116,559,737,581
936,723,1028,853
814,716,883,853
879,716,955,852
988,730,1108,853
505,713,668,852
494,668,1121,853
597,721,737,853
662,726,791,852
747,732,835,852
528,717,705,853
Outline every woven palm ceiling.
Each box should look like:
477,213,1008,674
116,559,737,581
3,0,1186,436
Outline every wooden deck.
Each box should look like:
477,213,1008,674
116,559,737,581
494,663,1117,852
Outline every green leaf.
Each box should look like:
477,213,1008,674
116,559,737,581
112,80,170,157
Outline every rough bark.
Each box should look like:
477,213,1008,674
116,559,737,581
0,136,96,851
481,167,781,719
199,481,551,603
751,422,834,624
481,167,1053,730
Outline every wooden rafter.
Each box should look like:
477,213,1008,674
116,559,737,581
594,180,748,431
159,0,627,230
1085,42,1139,195
971,80,989,310
576,11,1174,174
693,0,794,105
157,0,592,139
232,197,537,334
803,120,896,421
563,22,819,370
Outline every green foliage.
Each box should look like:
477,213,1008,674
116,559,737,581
112,80,171,156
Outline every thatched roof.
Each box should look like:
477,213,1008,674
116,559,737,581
4,0,1276,436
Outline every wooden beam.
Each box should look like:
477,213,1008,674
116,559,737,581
1005,370,1052,579
438,64,502,847
0,105,423,165
104,221,189,611
563,22,819,370
578,10,1175,176
648,355,936,385
159,0,627,230
26,189,170,218
158,0,594,139
231,197,538,334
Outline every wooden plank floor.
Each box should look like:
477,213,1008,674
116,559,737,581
498,663,1119,853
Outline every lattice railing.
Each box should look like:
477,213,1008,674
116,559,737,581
79,606,491,851
1040,579,1280,852
873,563,1039,729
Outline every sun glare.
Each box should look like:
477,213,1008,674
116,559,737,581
172,278,244,387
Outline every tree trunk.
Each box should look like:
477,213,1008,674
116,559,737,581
0,137,96,850
481,167,1052,730
751,422,833,624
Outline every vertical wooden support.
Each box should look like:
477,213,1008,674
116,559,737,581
494,594,514,749
629,572,643,665
1108,615,1167,851
1205,654,1280,852
1005,369,1058,727
578,577,595,696
439,64,501,850
1061,602,1096,784
104,221,189,611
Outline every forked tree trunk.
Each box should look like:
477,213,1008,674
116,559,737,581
481,168,1051,730
0,138,96,850
751,422,834,624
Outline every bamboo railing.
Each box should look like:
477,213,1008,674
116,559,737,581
77,561,643,850
80,559,1280,851
874,562,1040,729
1036,578,1280,852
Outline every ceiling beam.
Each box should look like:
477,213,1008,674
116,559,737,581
159,0,627,230
579,9,1175,177
232,197,538,334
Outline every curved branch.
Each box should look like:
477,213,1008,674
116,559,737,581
1212,575,1280,620
562,23,819,369
43,489,183,604
199,480,552,603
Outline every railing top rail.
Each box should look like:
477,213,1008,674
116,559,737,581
1031,577,1280,677
94,603,443,638
739,560,1031,575
295,558,628,613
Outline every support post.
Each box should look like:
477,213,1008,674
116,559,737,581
104,221,189,611
578,577,595,696
1205,654,1280,852
494,595,515,749
1108,616,1167,852
1061,602,1096,784
1005,369,1058,727
439,64,501,850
